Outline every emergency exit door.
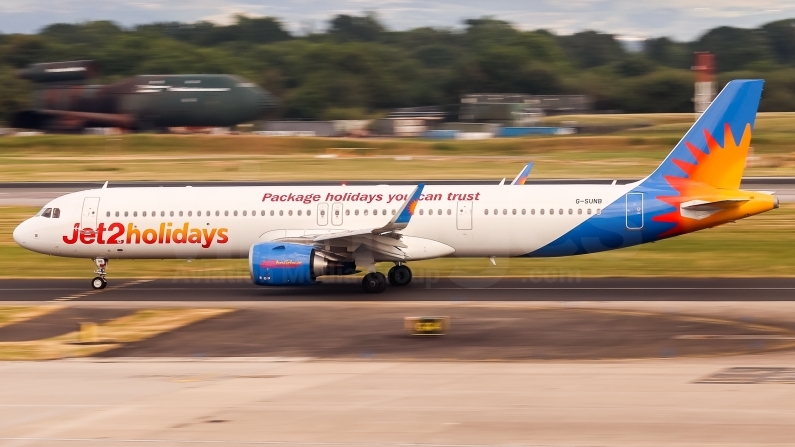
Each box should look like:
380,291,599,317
625,193,643,229
317,203,329,226
331,202,343,226
457,201,472,230
81,197,100,230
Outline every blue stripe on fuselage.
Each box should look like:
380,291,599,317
526,181,677,257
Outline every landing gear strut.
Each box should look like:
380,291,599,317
362,272,387,294
91,258,108,290
388,264,412,287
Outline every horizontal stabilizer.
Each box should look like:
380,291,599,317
680,197,749,220
681,198,748,211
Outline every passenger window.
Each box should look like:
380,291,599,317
143,211,147,217
242,211,247,216
419,209,424,215
307,210,311,216
429,209,434,215
437,209,442,215
116,211,120,217
355,210,360,216
125,211,129,217
179,211,183,217
364,210,368,216
170,211,174,217
578,209,582,215
512,209,516,215
568,209,573,215
298,210,302,216
596,208,602,215
587,209,592,215
503,209,507,215
559,209,563,215
279,210,283,216
493,209,497,215
188,211,192,217
251,210,255,217
521,209,526,215
550,209,554,215
106,211,110,217
53,208,60,218
531,209,535,215
319,210,324,216
260,210,265,216
373,209,377,215
269,210,274,216
161,211,165,217
345,210,350,216
134,211,138,217
382,209,386,216
485,209,489,215
289,210,293,216
43,208,52,218
197,211,201,217
447,209,451,215
540,209,544,215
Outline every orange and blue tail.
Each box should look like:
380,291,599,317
644,79,763,189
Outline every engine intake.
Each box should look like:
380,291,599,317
249,242,354,286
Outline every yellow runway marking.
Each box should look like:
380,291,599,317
0,307,234,360
0,305,62,329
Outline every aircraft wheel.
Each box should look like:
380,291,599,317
388,265,412,287
362,272,387,294
91,277,107,290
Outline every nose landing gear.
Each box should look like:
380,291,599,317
91,258,108,290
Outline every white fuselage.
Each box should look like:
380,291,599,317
13,184,633,261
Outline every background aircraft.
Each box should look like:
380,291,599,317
10,60,276,132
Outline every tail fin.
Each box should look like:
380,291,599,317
645,79,763,190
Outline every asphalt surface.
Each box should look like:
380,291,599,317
3,277,795,302
4,177,795,206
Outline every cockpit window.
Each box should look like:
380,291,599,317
42,208,52,218
52,208,60,218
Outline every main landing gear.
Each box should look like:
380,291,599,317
91,258,108,290
361,264,413,293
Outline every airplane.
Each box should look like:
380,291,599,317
13,80,778,293
11,60,275,132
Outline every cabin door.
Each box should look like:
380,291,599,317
625,193,643,229
456,201,473,230
81,197,100,230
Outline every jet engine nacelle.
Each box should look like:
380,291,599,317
248,242,355,286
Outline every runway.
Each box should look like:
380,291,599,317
4,177,795,205
3,277,795,302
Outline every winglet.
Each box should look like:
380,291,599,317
377,183,424,232
510,162,533,185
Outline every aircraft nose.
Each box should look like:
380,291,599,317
13,219,28,246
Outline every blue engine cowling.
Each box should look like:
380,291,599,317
249,242,355,286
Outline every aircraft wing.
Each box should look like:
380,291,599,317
307,184,425,259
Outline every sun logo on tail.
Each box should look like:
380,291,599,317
652,122,752,237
